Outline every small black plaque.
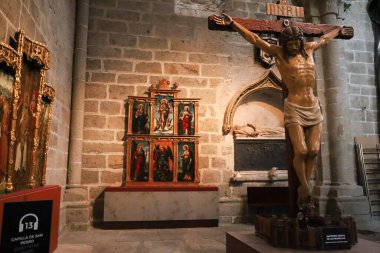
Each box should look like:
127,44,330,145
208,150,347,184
322,227,351,250
234,139,286,171
1,200,52,253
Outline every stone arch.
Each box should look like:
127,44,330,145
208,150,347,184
222,70,284,135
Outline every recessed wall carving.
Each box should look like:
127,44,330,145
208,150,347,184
224,70,287,182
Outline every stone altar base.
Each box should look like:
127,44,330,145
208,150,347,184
226,231,380,253
103,185,219,229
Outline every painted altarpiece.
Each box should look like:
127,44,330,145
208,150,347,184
125,80,200,186
0,31,54,193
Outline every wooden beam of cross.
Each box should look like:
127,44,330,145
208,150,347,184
208,2,353,40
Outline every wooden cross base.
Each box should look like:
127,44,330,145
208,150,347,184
254,214,357,250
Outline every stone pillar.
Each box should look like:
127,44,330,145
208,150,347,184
67,0,89,187
312,0,369,221
64,0,90,231
321,3,354,187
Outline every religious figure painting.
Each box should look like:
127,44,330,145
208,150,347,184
154,95,174,135
152,141,174,182
177,142,195,182
0,68,14,192
13,63,41,190
131,100,150,134
130,140,149,182
178,103,194,136
125,80,200,186
35,99,49,185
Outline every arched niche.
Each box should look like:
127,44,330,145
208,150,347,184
225,70,288,182
222,70,284,135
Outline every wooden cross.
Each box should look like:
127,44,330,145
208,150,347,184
209,0,353,216
208,1,353,40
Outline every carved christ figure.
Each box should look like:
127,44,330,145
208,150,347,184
214,13,353,208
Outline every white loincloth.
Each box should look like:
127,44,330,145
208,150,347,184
284,99,323,128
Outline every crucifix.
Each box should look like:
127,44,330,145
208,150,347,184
209,0,354,216
208,1,353,39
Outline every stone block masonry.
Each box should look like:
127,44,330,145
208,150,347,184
79,0,377,226
0,0,375,231
3,0,378,235
84,0,265,198
343,0,377,137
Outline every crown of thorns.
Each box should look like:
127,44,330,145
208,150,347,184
279,26,304,45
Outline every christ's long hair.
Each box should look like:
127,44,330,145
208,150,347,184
279,26,308,62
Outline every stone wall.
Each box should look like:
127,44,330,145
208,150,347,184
83,0,377,225
1,0,375,232
84,0,272,224
343,0,377,137
0,0,76,232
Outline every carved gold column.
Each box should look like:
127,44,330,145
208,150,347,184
125,139,132,184
149,141,154,182
173,101,179,135
194,140,200,183
40,85,55,186
127,99,134,134
173,140,178,182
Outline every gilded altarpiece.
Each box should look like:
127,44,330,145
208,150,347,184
125,80,200,186
0,31,54,193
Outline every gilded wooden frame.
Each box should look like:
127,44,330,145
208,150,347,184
177,139,199,183
0,31,54,193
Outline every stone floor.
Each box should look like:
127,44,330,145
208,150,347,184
356,220,380,244
55,224,252,253
55,222,380,253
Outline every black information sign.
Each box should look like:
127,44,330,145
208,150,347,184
234,139,287,171
1,200,52,253
322,227,351,250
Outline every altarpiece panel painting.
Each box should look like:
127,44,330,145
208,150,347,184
125,80,200,186
154,95,174,135
152,140,174,182
0,63,15,193
177,142,195,182
131,99,150,135
130,140,149,182
177,101,195,136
